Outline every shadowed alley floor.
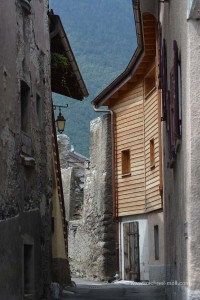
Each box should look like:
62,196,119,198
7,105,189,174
51,278,167,300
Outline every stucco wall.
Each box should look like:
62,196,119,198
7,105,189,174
160,0,200,299
148,211,165,282
0,0,52,298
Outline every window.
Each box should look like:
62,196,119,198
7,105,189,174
150,138,155,169
24,244,34,295
36,94,41,127
168,40,181,166
161,39,168,121
154,225,159,260
144,67,156,98
178,60,182,136
121,149,131,176
21,80,30,133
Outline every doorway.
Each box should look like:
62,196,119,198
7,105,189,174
123,222,140,281
121,218,149,281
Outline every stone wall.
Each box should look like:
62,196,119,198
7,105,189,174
57,135,85,221
63,114,116,281
0,1,52,298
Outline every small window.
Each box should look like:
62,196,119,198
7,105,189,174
21,80,30,133
150,138,155,169
144,67,156,98
178,59,182,137
121,149,131,176
168,41,181,166
24,244,34,295
36,94,41,127
154,225,159,260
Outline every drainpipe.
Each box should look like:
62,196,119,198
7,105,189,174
92,104,119,276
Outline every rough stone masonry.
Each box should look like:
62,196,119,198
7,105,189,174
58,114,116,281
0,1,52,299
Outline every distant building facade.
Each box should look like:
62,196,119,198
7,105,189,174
57,135,87,222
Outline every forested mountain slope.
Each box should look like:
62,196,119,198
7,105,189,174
51,0,137,156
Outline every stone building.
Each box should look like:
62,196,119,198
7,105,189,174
57,135,87,222
0,1,88,299
58,119,116,281
0,0,52,299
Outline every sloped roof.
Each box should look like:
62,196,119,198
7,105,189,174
49,13,89,100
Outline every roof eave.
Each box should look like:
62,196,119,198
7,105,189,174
49,14,89,100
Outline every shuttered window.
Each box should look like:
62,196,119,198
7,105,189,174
161,39,168,121
168,41,181,165
161,40,182,166
158,22,162,90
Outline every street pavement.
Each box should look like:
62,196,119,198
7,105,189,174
51,278,167,300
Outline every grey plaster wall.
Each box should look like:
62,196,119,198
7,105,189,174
0,0,52,298
160,1,200,299
67,114,116,281
148,211,165,282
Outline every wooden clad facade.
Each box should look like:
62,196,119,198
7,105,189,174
107,13,162,217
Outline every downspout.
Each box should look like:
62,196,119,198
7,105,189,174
92,104,119,275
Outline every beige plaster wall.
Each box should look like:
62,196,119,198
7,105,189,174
52,164,66,260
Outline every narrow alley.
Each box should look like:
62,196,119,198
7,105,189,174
51,279,166,300
1,0,200,299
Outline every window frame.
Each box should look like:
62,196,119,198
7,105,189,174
150,138,155,169
20,80,30,134
168,41,181,166
121,149,131,177
154,225,159,261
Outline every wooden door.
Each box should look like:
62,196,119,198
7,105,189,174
123,222,140,281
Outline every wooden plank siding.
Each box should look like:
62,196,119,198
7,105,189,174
108,13,162,217
113,82,146,217
144,89,161,212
